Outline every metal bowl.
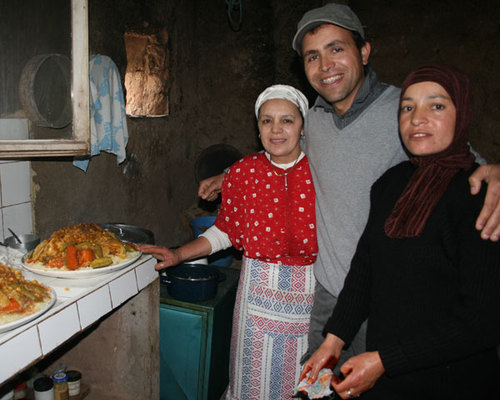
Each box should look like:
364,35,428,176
98,223,155,245
5,234,40,253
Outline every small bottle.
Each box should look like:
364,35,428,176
13,382,27,400
66,371,81,398
33,377,55,400
51,373,69,400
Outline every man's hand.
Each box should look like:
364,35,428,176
198,173,225,201
469,164,500,241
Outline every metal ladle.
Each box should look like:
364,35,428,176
8,228,22,243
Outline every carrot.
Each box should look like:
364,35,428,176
66,245,79,270
48,258,65,268
0,298,20,312
77,248,95,265
123,241,138,251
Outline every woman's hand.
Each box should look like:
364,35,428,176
137,245,182,270
299,333,344,383
469,164,500,241
331,351,385,399
138,237,212,270
198,173,225,201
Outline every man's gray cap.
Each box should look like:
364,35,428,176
292,3,365,55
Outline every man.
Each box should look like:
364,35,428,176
199,1,500,373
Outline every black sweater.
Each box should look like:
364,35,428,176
325,162,500,399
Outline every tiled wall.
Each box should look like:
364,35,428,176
0,119,33,242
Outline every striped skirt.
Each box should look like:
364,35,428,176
226,257,315,400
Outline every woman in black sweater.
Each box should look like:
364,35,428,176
300,65,500,399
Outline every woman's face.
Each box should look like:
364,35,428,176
399,81,457,156
257,98,304,163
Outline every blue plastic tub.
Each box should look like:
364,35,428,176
189,216,233,267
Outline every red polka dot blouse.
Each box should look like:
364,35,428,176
215,152,317,266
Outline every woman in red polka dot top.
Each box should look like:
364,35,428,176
139,84,318,399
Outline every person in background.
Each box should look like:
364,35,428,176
300,64,500,399
198,3,500,370
140,85,318,399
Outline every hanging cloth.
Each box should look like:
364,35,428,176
73,55,128,171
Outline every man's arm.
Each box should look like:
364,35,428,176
198,172,225,201
469,164,500,241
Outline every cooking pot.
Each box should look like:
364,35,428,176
5,234,40,253
159,263,226,302
98,223,155,245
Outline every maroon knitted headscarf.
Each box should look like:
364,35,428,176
384,64,475,238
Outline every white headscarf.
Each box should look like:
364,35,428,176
254,84,309,120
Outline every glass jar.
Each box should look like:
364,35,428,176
51,373,68,400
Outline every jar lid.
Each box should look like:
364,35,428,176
33,377,54,391
51,372,68,383
66,370,81,382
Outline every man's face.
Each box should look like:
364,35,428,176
301,24,370,115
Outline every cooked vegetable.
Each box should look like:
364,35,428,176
123,242,137,252
75,241,92,250
48,258,65,268
77,248,95,266
0,291,10,308
90,257,113,269
93,244,103,258
0,298,20,312
65,245,79,270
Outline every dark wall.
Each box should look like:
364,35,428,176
32,0,500,245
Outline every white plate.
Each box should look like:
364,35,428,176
0,288,57,334
21,251,142,279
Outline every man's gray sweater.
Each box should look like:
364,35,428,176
304,75,407,297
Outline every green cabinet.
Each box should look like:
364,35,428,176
160,267,239,400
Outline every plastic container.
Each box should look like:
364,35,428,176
189,216,233,267
33,377,54,400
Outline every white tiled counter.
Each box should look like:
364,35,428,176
0,254,158,385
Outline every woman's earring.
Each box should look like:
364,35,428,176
258,134,261,138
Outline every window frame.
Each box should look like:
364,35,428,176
0,0,89,158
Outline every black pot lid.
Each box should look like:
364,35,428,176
165,264,218,281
